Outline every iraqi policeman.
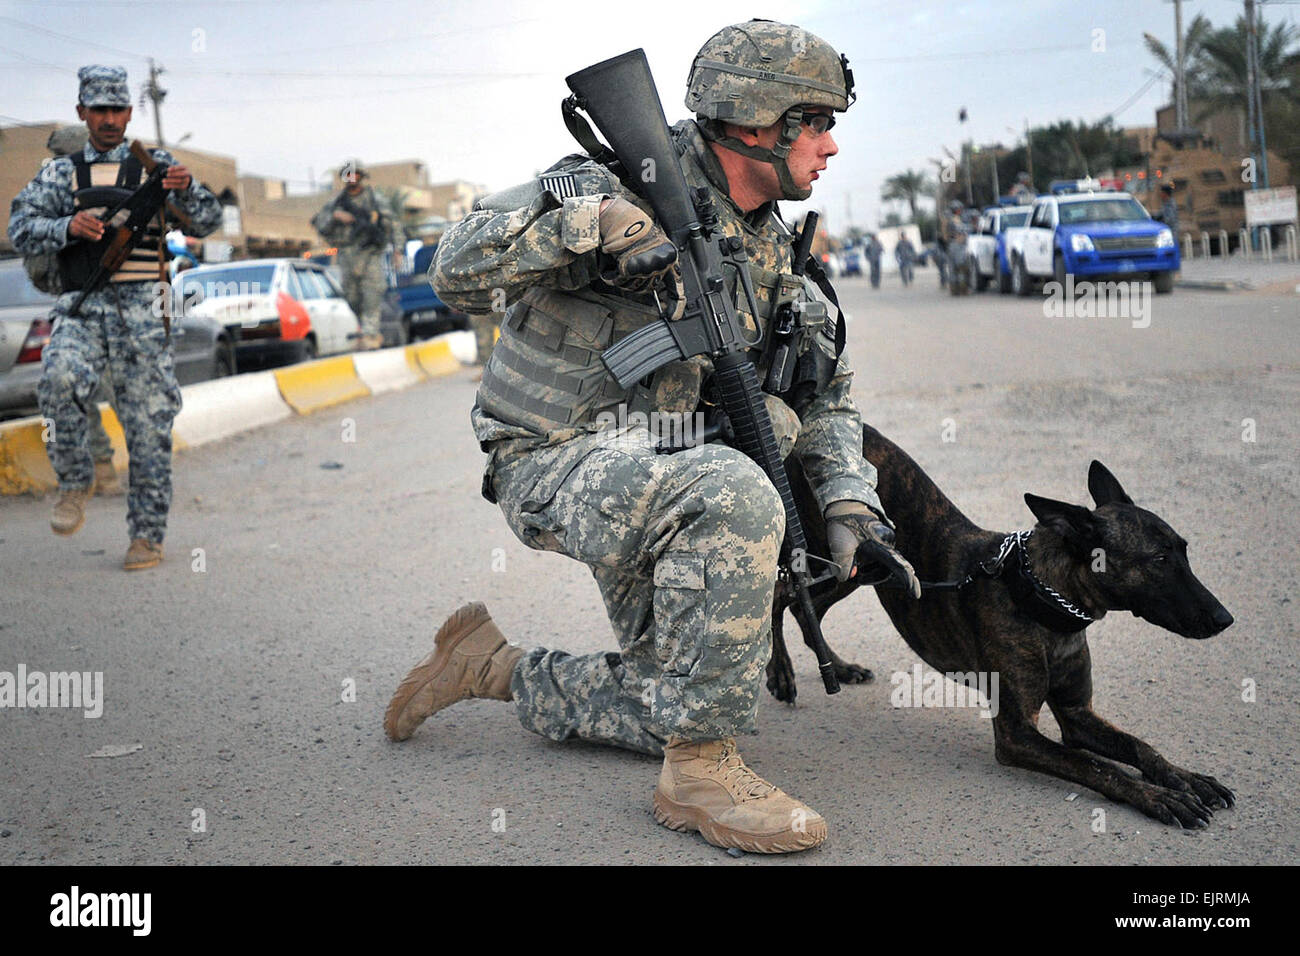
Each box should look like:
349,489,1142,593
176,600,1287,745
8,66,222,570
311,162,403,350
384,20,919,854
39,124,123,497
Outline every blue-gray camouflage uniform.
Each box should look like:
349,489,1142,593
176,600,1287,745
8,140,222,543
434,120,886,756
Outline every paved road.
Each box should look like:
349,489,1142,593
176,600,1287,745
2,276,1297,865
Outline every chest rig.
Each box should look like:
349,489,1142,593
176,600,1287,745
57,153,169,290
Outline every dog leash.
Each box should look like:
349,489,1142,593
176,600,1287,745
863,531,1094,630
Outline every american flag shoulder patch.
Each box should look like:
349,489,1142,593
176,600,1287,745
538,172,580,200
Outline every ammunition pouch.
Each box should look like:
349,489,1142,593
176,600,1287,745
56,156,168,292
478,285,700,437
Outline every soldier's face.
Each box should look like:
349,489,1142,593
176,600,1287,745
744,108,839,200
77,105,132,150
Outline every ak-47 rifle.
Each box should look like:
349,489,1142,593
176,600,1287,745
565,50,843,694
68,140,173,321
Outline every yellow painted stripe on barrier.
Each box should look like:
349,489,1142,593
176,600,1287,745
404,344,428,379
0,418,57,495
409,339,460,378
274,355,371,415
97,404,134,466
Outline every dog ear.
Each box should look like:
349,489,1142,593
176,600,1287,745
1024,493,1097,545
1088,461,1134,507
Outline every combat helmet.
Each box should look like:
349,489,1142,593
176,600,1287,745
686,19,854,200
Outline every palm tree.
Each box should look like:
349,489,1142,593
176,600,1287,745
1143,13,1214,104
881,169,932,222
1195,15,1300,123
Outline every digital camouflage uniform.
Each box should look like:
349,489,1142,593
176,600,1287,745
311,185,402,339
434,119,884,756
41,124,118,471
7,67,222,545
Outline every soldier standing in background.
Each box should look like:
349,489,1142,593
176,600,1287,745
311,161,403,350
8,66,222,569
865,232,883,289
1009,171,1035,205
469,311,500,368
385,20,919,855
894,233,915,286
1155,183,1179,240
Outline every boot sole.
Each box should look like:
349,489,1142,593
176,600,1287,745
383,601,492,742
52,514,86,536
652,790,828,854
123,554,162,570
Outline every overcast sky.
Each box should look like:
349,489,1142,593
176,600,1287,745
3,0,1296,232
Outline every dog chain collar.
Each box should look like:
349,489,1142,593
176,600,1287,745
959,531,1094,630
1013,531,1095,626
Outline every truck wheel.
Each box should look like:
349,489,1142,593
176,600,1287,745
1153,270,1174,294
975,271,989,292
1013,256,1032,296
1053,253,1071,294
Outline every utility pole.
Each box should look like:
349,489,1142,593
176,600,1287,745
1171,0,1189,131
143,58,167,147
1246,0,1270,188
1024,118,1034,187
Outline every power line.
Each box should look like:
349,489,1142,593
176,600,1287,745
0,15,150,61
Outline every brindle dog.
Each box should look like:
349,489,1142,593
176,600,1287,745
770,424,1236,828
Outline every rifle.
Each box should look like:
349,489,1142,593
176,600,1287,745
566,50,842,694
335,188,387,249
68,140,172,319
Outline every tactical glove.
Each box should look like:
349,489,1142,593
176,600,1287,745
598,197,678,283
825,501,921,598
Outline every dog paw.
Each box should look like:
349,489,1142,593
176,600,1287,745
833,659,874,684
765,659,798,705
1135,783,1215,829
1178,771,1235,810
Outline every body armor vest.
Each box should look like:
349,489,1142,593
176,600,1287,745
477,259,834,439
57,154,168,290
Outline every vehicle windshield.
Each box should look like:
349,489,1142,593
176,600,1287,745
1059,198,1149,224
179,265,277,301
999,212,1029,230
0,266,54,308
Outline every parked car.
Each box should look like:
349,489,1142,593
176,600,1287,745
841,247,865,276
818,251,844,279
968,205,1032,293
379,243,469,347
1005,189,1179,296
0,258,233,419
176,259,360,371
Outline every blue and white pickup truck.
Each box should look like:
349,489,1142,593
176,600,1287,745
968,204,1032,293
1004,187,1180,295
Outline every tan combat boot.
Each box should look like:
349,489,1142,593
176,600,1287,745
123,539,163,571
384,602,524,742
93,459,124,496
50,487,93,536
654,738,828,854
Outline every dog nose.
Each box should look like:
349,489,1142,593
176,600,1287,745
1211,605,1234,631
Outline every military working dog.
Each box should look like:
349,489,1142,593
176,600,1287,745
772,425,1235,828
